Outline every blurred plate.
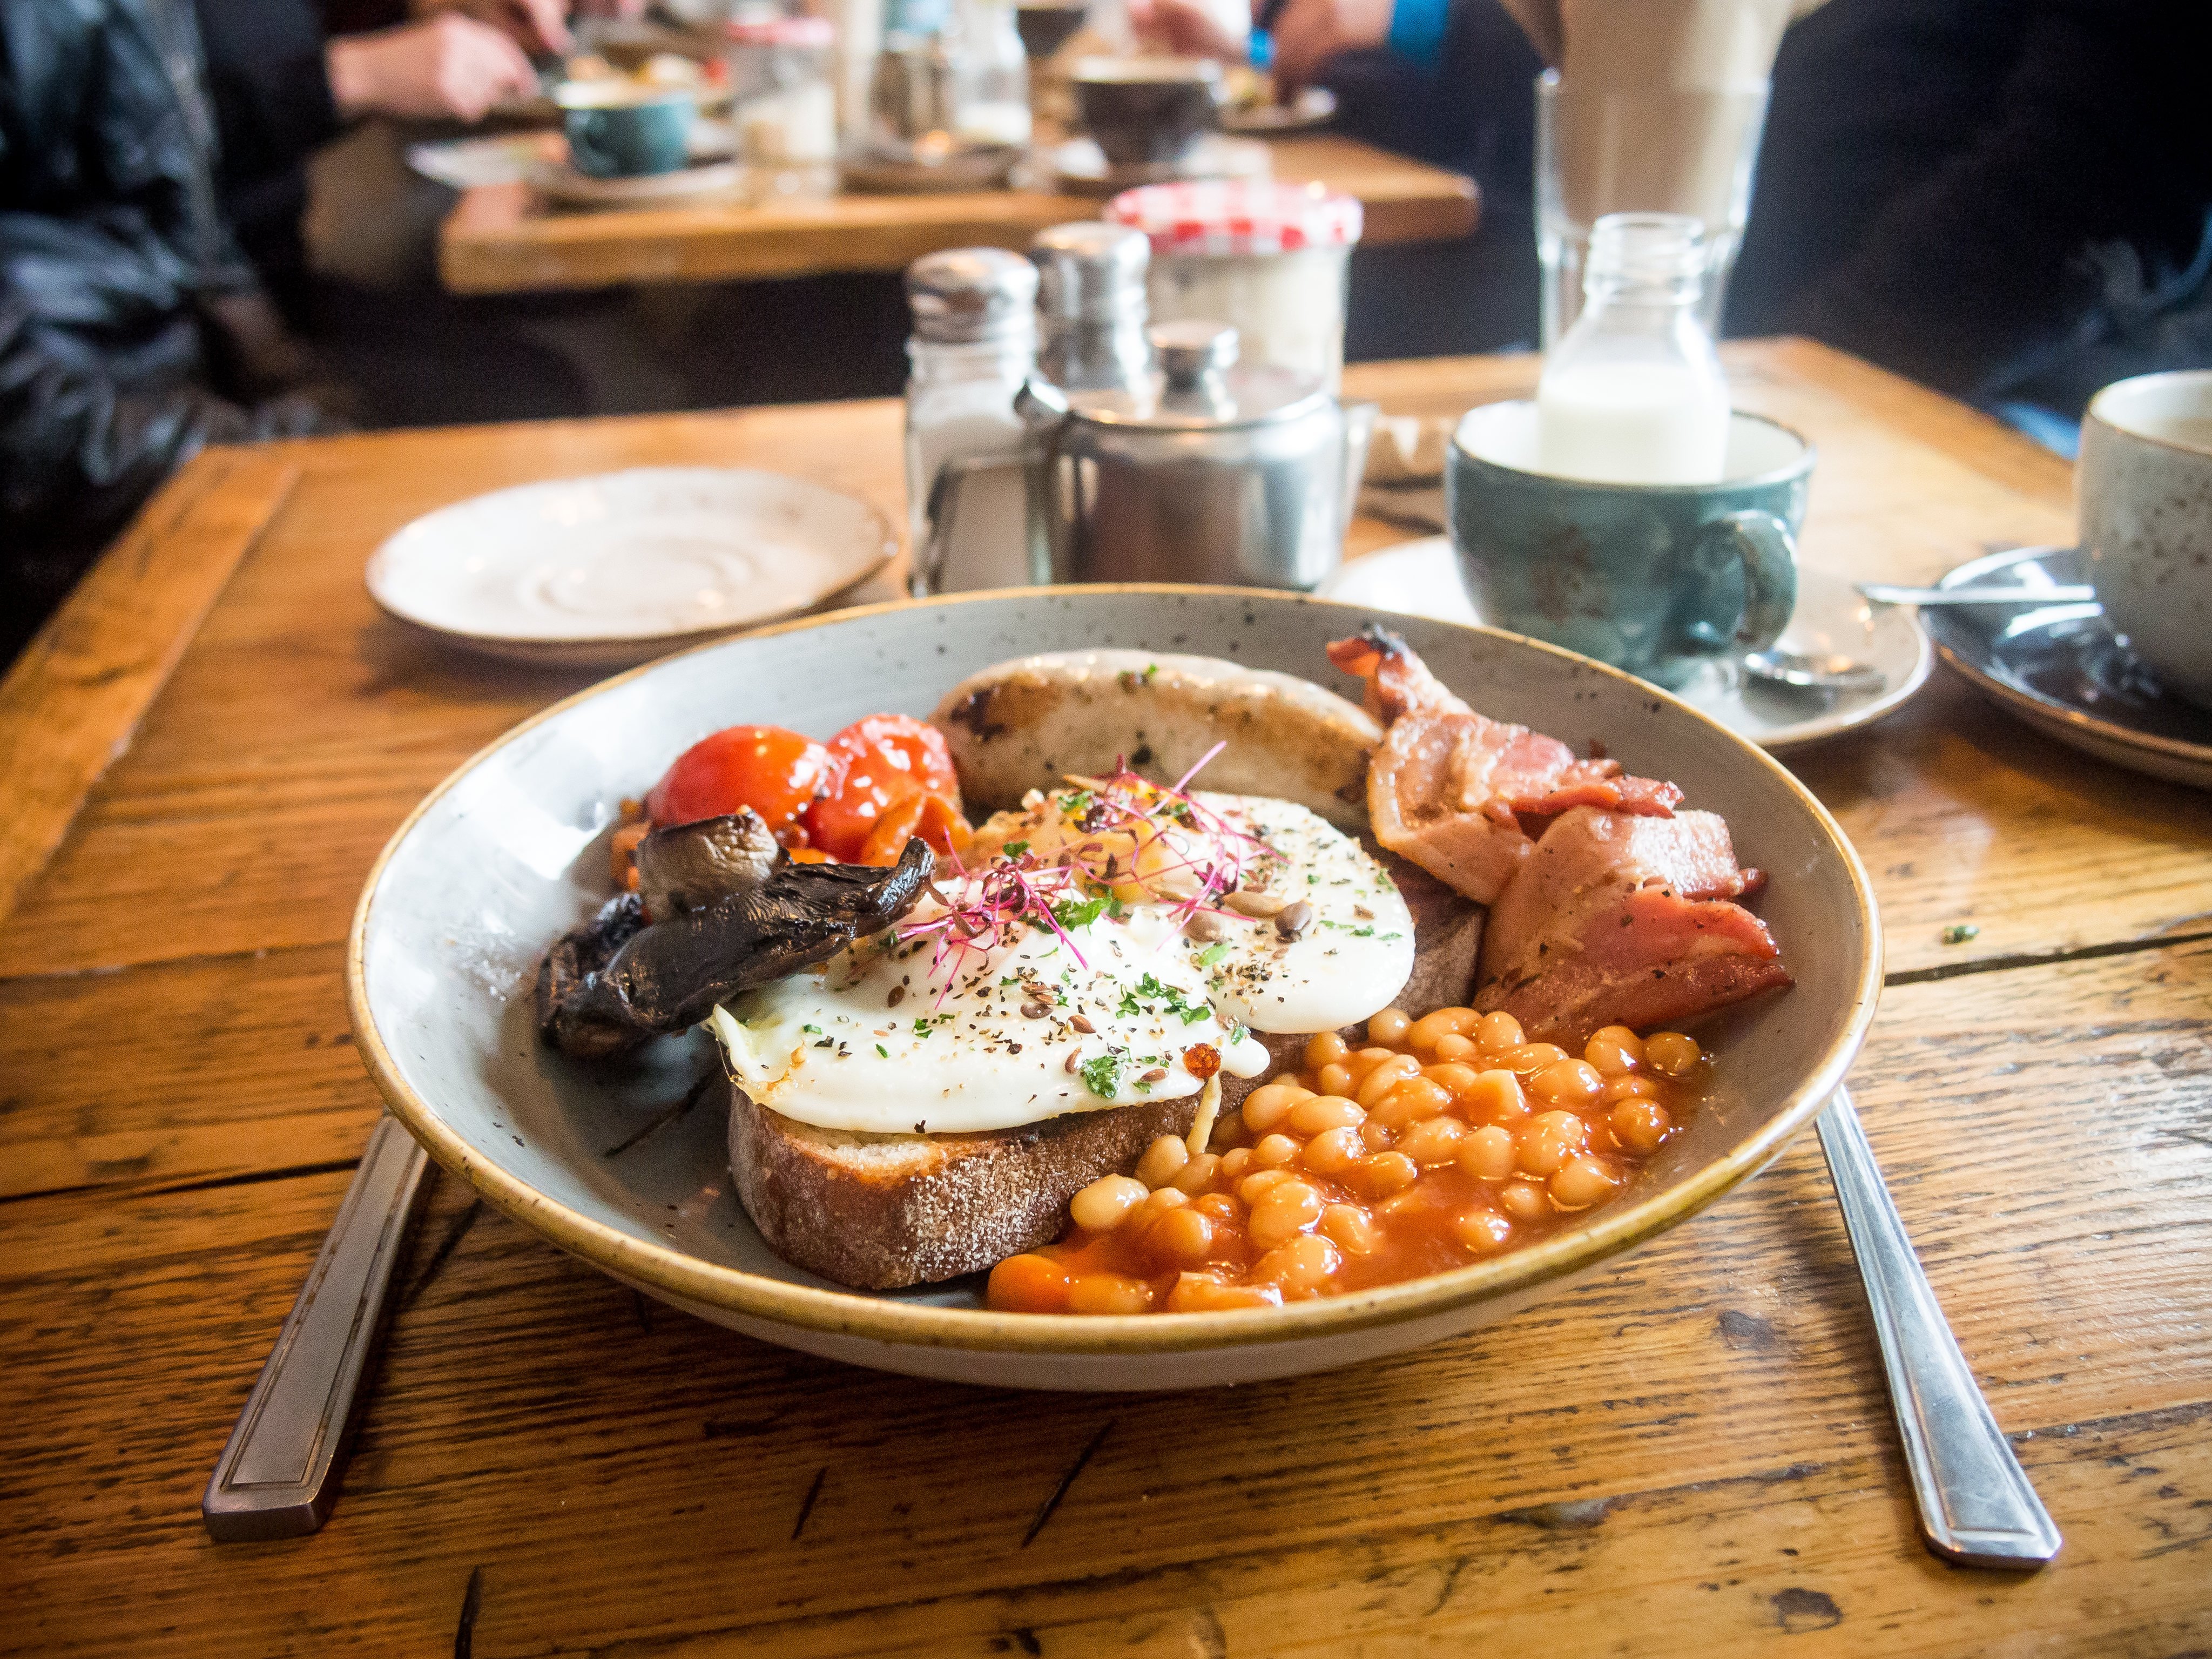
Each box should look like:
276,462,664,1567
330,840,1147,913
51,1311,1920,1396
1316,536,1933,752
366,467,895,667
1923,545,2212,788
1221,85,1337,133
349,588,1878,1391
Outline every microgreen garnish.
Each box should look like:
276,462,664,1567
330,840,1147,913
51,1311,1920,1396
1079,1054,1123,1098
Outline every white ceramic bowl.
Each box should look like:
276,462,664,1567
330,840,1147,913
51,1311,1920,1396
348,589,1880,1390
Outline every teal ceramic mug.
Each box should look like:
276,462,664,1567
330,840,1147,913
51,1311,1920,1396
1447,401,1810,688
555,83,696,179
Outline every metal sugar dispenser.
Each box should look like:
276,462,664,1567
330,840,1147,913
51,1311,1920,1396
1029,221,1152,395
1017,319,1353,589
904,247,1040,596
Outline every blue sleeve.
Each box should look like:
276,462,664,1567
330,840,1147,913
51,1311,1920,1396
1387,0,1451,65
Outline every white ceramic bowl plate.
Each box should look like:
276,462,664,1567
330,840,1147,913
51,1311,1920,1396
349,589,1879,1390
366,467,894,666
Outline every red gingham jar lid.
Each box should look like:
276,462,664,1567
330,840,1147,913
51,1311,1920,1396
1104,179,1364,255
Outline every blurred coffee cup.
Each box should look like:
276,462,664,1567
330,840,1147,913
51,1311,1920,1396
2079,369,2212,707
1070,57,1224,166
555,82,697,178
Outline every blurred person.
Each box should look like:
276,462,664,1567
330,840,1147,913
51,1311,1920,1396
1727,0,2212,445
0,0,626,664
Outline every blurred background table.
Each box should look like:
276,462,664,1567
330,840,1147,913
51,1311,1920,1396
3,340,2208,1656
437,133,1479,293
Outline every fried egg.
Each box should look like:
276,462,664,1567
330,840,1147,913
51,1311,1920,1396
710,793,1413,1135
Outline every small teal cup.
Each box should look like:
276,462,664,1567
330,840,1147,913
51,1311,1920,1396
1447,402,1810,688
555,84,696,179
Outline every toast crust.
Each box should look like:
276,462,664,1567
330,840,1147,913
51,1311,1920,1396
728,1084,1198,1289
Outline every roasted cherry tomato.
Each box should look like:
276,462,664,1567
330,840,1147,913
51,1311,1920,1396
805,714,967,861
644,725,834,839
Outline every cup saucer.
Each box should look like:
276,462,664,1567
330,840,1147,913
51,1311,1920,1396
1314,536,1932,752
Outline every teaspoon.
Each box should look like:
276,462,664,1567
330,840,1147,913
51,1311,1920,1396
1742,647,1889,694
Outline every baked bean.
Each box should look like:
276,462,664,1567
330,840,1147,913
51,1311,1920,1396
1515,1111,1587,1176
1476,1011,1525,1051
1355,1054,1422,1105
1456,1124,1517,1179
1301,1124,1365,1175
1304,1030,1349,1069
1289,1094,1365,1135
1421,1061,1482,1097
1501,1042,1570,1074
1451,1208,1513,1251
1432,1032,1478,1062
1550,1155,1621,1209
1603,1075,1661,1104
1530,1058,1606,1106
1459,1068,1529,1125
1070,1174,1147,1232
1134,1186,1189,1225
1358,1117,1395,1150
1498,1180,1549,1220
1253,1132,1303,1168
1148,1204,1217,1264
1316,1061,1355,1097
1238,1168,1292,1205
1395,1116,1467,1166
1253,1233,1343,1296
1353,1150,1420,1196
1610,1099,1672,1153
1066,1272,1155,1314
1367,1007,1413,1046
1644,1031,1702,1076
1320,1203,1381,1255
1219,1147,1253,1179
1137,1134,1190,1189
1166,1273,1283,1312
1242,1080,1310,1133
1372,1076,1453,1128
1194,1192,1243,1224
987,1252,1071,1312
1584,1026,1643,1076
1407,1006,1481,1051
1248,1180,1326,1248
1171,1151,1223,1193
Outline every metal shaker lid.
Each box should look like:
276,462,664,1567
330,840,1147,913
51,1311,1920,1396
1029,222,1149,322
1060,321,1327,430
905,248,1039,343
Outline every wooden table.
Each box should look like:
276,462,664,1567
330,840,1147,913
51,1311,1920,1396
439,133,1478,293
3,340,2208,1656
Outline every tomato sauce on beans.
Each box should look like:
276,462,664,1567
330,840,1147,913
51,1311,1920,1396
986,1009,1707,1314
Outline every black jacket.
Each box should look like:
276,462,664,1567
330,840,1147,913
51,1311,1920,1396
0,0,333,659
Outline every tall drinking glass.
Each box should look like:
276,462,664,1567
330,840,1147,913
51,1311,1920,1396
1536,69,1770,347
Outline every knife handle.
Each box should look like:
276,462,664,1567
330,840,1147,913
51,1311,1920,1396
202,1116,432,1542
1816,1089,2061,1568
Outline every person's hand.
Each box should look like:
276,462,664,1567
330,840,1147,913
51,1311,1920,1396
1270,0,1394,88
1125,0,1245,59
326,14,539,123
416,0,574,56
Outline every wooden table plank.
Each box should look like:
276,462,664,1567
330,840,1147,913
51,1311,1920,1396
438,134,1478,293
0,449,296,929
3,941,2206,1656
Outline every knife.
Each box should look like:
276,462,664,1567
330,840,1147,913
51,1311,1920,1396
202,1115,432,1542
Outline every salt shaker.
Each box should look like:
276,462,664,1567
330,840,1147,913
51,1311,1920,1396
904,247,1040,596
1029,221,1151,395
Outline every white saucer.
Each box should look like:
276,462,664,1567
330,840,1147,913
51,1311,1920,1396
1315,536,1934,751
367,467,895,667
526,157,743,207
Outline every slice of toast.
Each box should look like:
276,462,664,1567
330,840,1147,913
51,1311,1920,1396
729,1087,1197,1290
726,849,1482,1291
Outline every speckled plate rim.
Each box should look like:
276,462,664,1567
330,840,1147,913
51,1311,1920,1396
345,585,1881,1357
1926,545,2212,777
362,467,898,656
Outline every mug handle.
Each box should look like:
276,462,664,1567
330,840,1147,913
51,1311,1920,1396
567,112,618,178
1689,509,1798,654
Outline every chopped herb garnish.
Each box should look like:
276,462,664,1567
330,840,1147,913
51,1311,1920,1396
1941,923,1980,945
1196,941,1229,967
1005,840,1030,857
1079,1053,1123,1098
875,1043,889,1057
1051,893,1109,931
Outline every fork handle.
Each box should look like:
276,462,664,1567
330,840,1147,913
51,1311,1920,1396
1816,1089,2061,1568
202,1116,431,1542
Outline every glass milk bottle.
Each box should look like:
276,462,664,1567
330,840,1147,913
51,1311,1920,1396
1535,212,1731,485
904,247,1039,595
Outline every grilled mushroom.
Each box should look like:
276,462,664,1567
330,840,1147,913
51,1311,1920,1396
536,838,935,1058
635,808,780,922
